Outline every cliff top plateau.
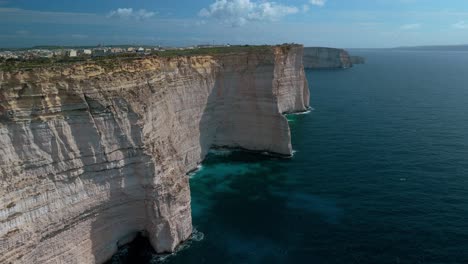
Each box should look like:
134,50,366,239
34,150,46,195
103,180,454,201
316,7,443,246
0,44,301,72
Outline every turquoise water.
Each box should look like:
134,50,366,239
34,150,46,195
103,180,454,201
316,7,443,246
111,50,468,263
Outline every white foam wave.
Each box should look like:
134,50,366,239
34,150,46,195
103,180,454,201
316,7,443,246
293,108,313,115
151,228,205,263
191,228,205,242
208,149,233,156
188,165,204,178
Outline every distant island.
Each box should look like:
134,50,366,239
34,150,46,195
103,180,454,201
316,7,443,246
394,44,468,51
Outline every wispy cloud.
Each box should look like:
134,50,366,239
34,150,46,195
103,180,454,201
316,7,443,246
452,21,468,29
108,8,156,20
400,23,421,30
310,0,326,7
302,5,310,13
199,0,299,27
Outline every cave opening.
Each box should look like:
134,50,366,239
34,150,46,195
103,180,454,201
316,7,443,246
104,232,155,264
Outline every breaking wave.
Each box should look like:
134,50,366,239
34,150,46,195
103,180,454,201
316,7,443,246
208,149,233,156
152,228,205,263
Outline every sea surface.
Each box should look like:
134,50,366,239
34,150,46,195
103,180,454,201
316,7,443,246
110,50,468,263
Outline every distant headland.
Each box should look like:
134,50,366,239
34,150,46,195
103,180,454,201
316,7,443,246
393,44,468,51
303,47,365,69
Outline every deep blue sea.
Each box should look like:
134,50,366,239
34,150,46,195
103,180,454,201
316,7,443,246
111,50,468,263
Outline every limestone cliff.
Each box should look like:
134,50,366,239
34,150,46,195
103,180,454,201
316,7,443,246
0,45,309,263
303,47,353,69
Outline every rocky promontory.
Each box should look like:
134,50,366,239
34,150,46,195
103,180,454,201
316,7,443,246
350,55,365,65
303,47,364,69
0,45,309,263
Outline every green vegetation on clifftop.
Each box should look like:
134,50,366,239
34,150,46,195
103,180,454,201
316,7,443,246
0,44,300,72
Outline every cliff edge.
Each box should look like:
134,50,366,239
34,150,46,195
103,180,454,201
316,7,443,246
0,45,309,263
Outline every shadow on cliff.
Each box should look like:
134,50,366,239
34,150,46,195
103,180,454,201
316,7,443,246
71,70,222,264
198,73,224,159
67,94,155,263
197,58,293,158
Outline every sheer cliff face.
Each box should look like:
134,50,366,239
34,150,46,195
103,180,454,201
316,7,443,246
303,47,352,69
0,46,309,264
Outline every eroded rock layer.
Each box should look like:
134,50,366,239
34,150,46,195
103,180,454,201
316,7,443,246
0,45,309,264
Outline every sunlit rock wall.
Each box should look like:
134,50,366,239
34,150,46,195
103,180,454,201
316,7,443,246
0,45,309,263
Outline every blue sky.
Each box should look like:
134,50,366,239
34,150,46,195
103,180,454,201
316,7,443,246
1,0,468,48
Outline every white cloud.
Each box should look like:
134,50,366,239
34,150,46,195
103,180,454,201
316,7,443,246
108,8,155,20
310,0,326,7
452,21,468,29
400,23,421,30
302,5,310,13
199,0,299,27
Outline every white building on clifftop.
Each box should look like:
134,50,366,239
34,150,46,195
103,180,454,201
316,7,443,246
68,50,77,57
